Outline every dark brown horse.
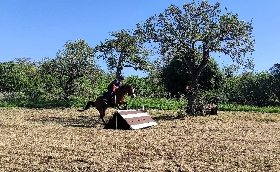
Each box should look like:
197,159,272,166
78,84,136,124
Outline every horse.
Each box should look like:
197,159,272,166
78,84,136,124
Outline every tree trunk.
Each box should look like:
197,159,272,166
116,66,123,78
116,52,124,78
186,73,199,116
64,77,74,101
185,44,210,116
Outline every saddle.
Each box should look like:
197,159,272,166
102,90,118,102
102,85,119,100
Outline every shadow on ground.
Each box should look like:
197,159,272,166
152,115,184,121
27,115,105,129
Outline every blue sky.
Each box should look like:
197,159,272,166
1,0,279,77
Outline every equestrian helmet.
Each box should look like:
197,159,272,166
118,75,125,80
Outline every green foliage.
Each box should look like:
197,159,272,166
223,72,275,106
270,63,280,102
0,59,29,94
223,75,241,103
136,0,255,71
125,97,186,110
200,89,228,105
162,56,224,96
0,58,45,102
1,60,280,113
135,0,255,115
95,29,152,77
219,104,280,113
125,75,167,98
40,39,97,100
270,63,280,76
241,72,274,106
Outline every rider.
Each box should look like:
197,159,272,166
104,75,125,104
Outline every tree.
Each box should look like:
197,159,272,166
270,63,280,102
40,39,97,100
223,64,240,78
0,58,45,102
162,56,224,97
135,1,255,115
0,61,24,94
125,75,167,98
95,29,152,78
237,72,274,106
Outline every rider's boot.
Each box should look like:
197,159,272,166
103,96,108,105
113,97,117,107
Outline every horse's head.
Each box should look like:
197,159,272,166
119,84,136,98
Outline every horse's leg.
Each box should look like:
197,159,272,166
78,101,95,112
116,103,121,110
100,107,107,124
84,101,95,110
95,98,107,124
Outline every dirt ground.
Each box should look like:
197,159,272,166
0,107,280,171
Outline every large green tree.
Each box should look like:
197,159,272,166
95,29,152,78
40,39,97,100
136,1,255,115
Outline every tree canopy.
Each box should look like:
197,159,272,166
135,0,255,115
162,56,224,96
95,29,152,78
40,39,97,100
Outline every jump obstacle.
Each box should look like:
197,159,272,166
104,109,157,130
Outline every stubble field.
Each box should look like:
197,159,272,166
0,107,280,171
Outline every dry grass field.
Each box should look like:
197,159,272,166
0,107,280,172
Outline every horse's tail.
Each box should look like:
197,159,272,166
77,101,95,112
